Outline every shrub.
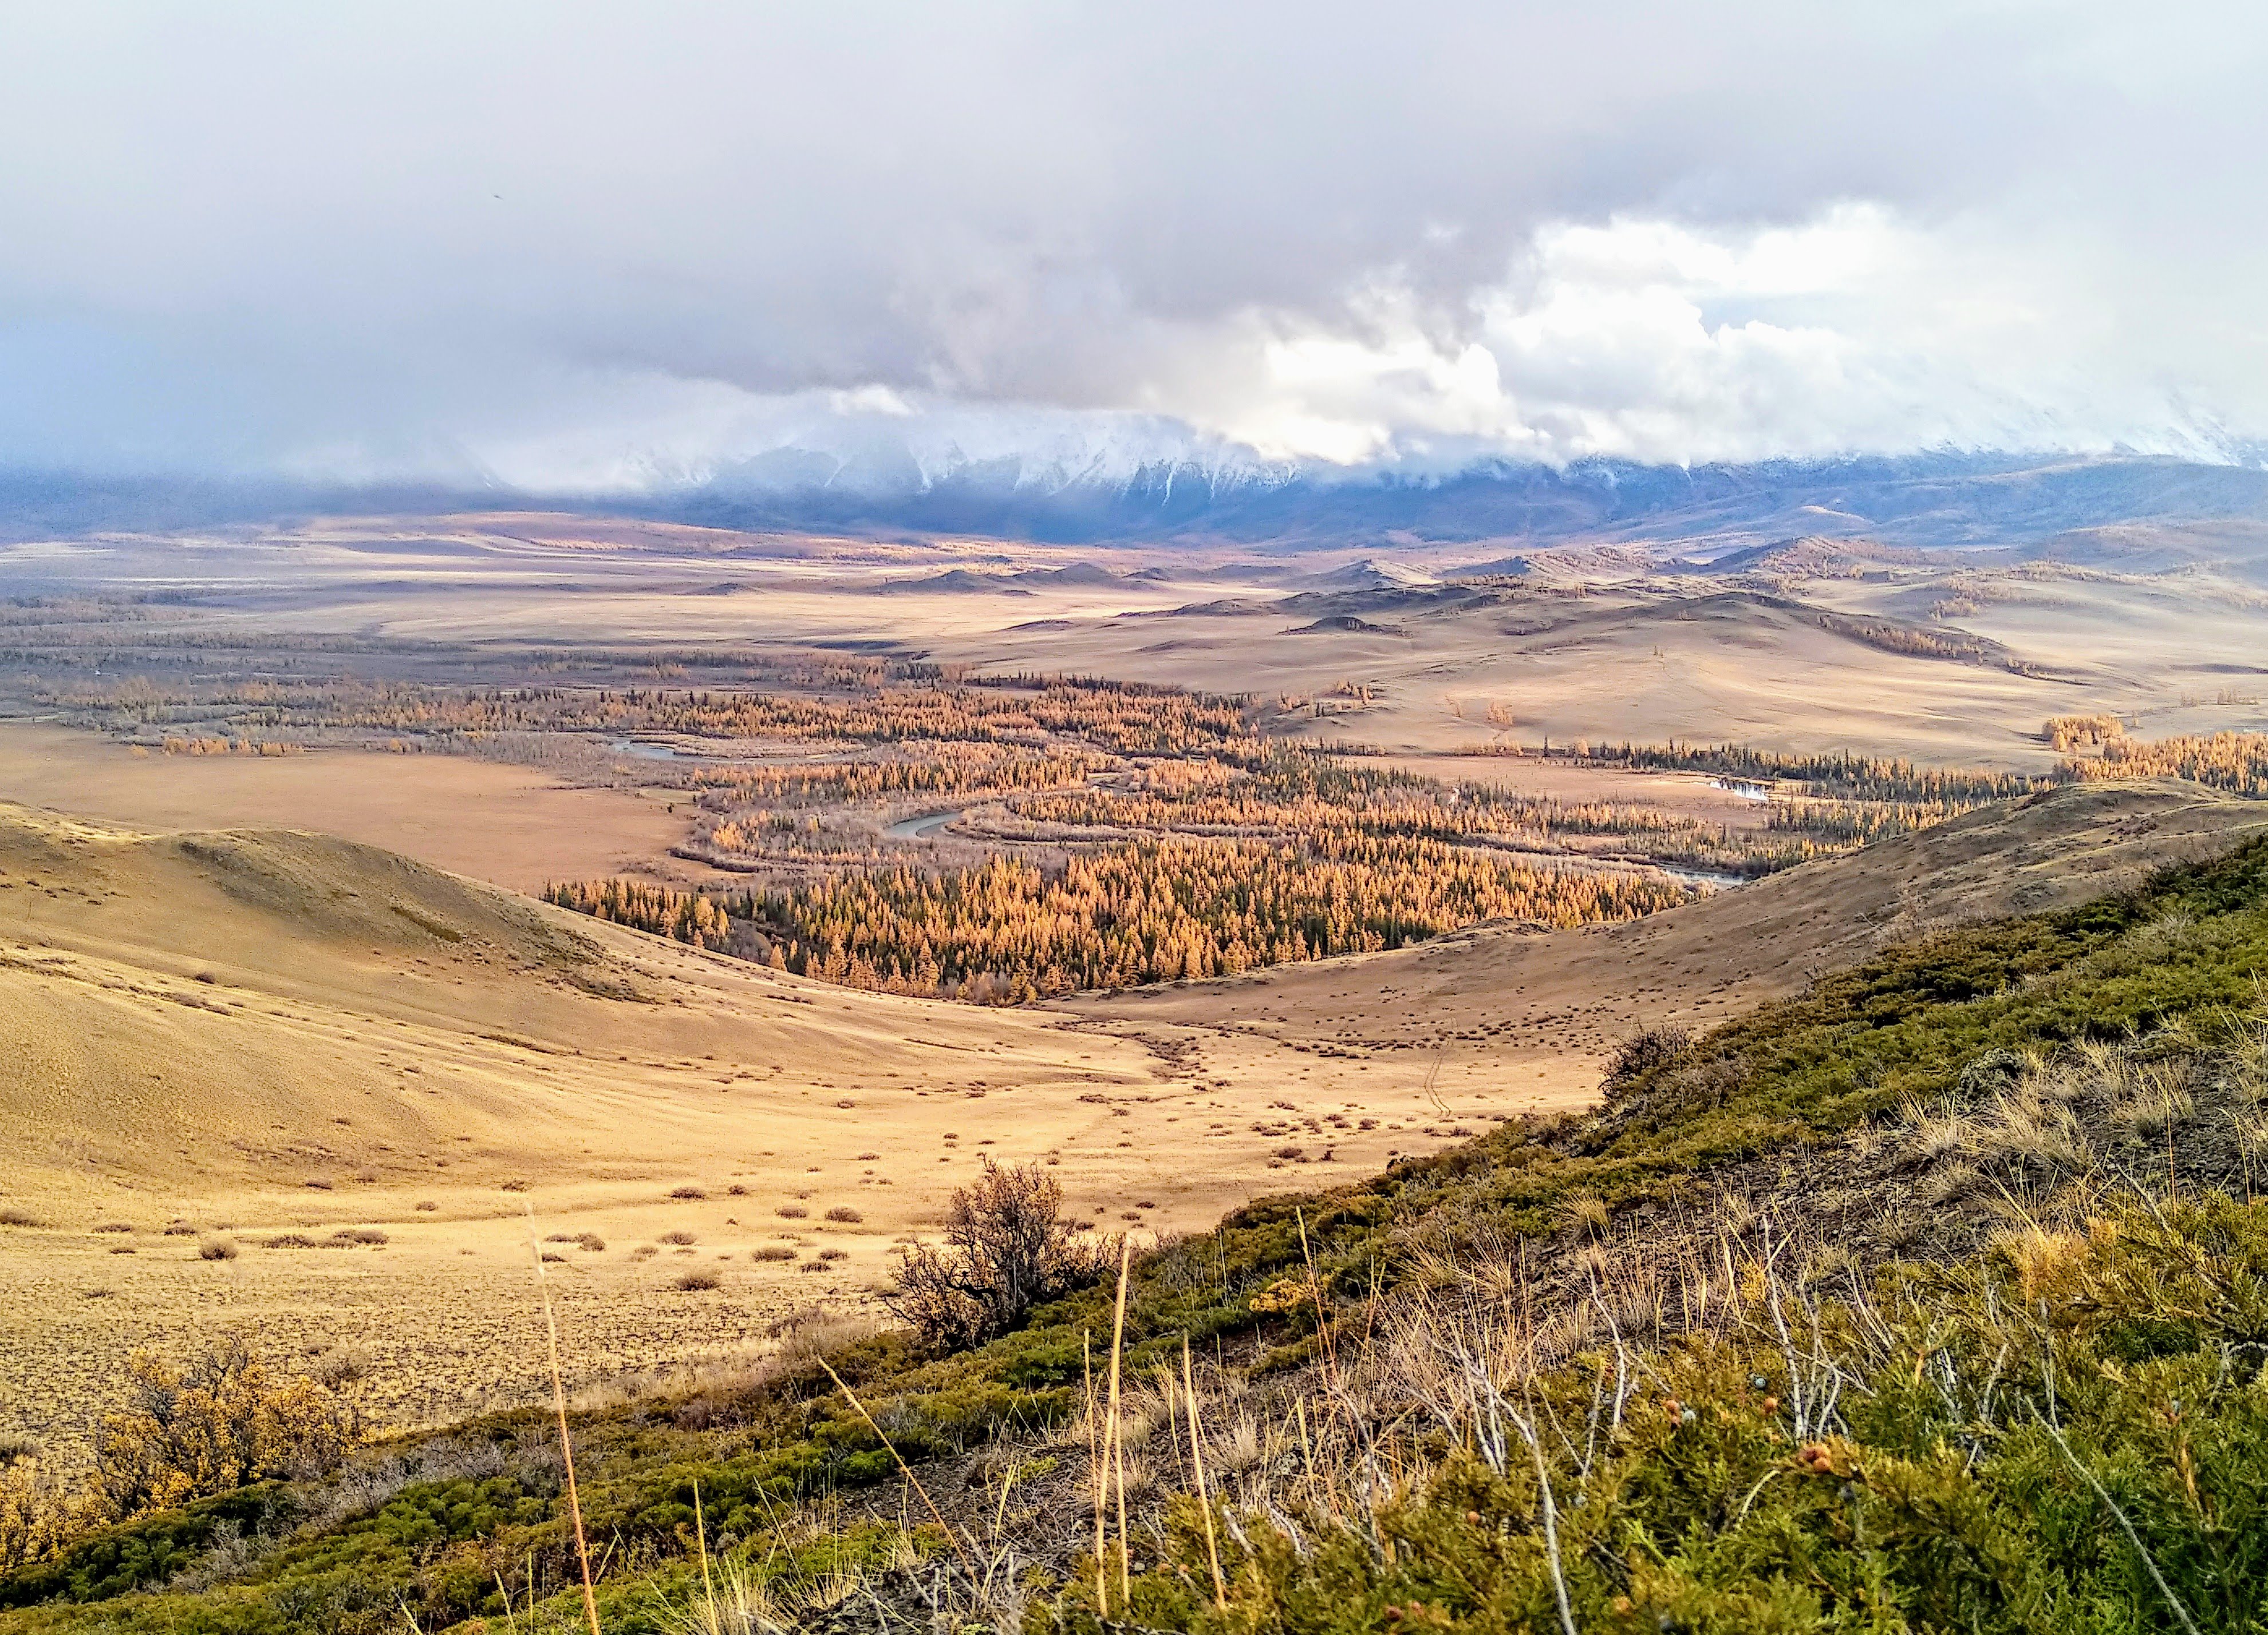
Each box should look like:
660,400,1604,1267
669,1186,707,1200
0,1210,41,1229
658,1229,698,1246
824,1206,863,1223
196,1239,236,1262
776,1205,808,1219
1602,1024,1693,1103
0,1461,104,1574
262,1235,318,1250
674,1269,722,1291
575,1232,605,1251
329,1228,387,1246
883,1159,1109,1352
751,1246,796,1262
93,1336,358,1517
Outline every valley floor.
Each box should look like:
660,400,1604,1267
3,780,2261,1468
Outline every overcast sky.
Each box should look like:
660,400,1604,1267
2,2,2264,488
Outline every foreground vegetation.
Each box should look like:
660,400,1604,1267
9,824,2268,1631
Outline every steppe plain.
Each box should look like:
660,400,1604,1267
5,510,2267,1460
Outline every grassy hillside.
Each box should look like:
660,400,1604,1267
6,828,2268,1632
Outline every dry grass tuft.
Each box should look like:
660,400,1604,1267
1558,1194,1611,1237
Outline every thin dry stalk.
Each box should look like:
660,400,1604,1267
816,1357,974,1576
1084,1329,1106,1616
1296,1208,1340,1395
1106,1234,1132,1606
694,1480,715,1608
526,1207,602,1635
1183,1336,1226,1609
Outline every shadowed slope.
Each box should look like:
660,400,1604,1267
1059,779,2268,1105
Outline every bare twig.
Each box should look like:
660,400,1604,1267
2038,1405,2202,1635
1511,1404,1579,1635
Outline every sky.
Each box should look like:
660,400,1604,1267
1,2,2265,490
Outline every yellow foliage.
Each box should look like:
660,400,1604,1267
0,1462,105,1573
2073,730,2268,797
94,1337,358,1518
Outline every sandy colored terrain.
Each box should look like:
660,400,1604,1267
938,591,2268,770
0,801,1478,1458
12,515,2268,770
0,724,707,895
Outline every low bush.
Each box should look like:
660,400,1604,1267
883,1159,1109,1351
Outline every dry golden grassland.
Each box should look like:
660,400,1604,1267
0,801,1531,1464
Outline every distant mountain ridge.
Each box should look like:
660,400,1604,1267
5,449,2268,554
656,447,2268,551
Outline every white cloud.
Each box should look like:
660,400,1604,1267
0,3,2263,484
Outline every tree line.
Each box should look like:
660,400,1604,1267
546,832,1689,1003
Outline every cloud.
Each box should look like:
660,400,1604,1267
0,2,2263,485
